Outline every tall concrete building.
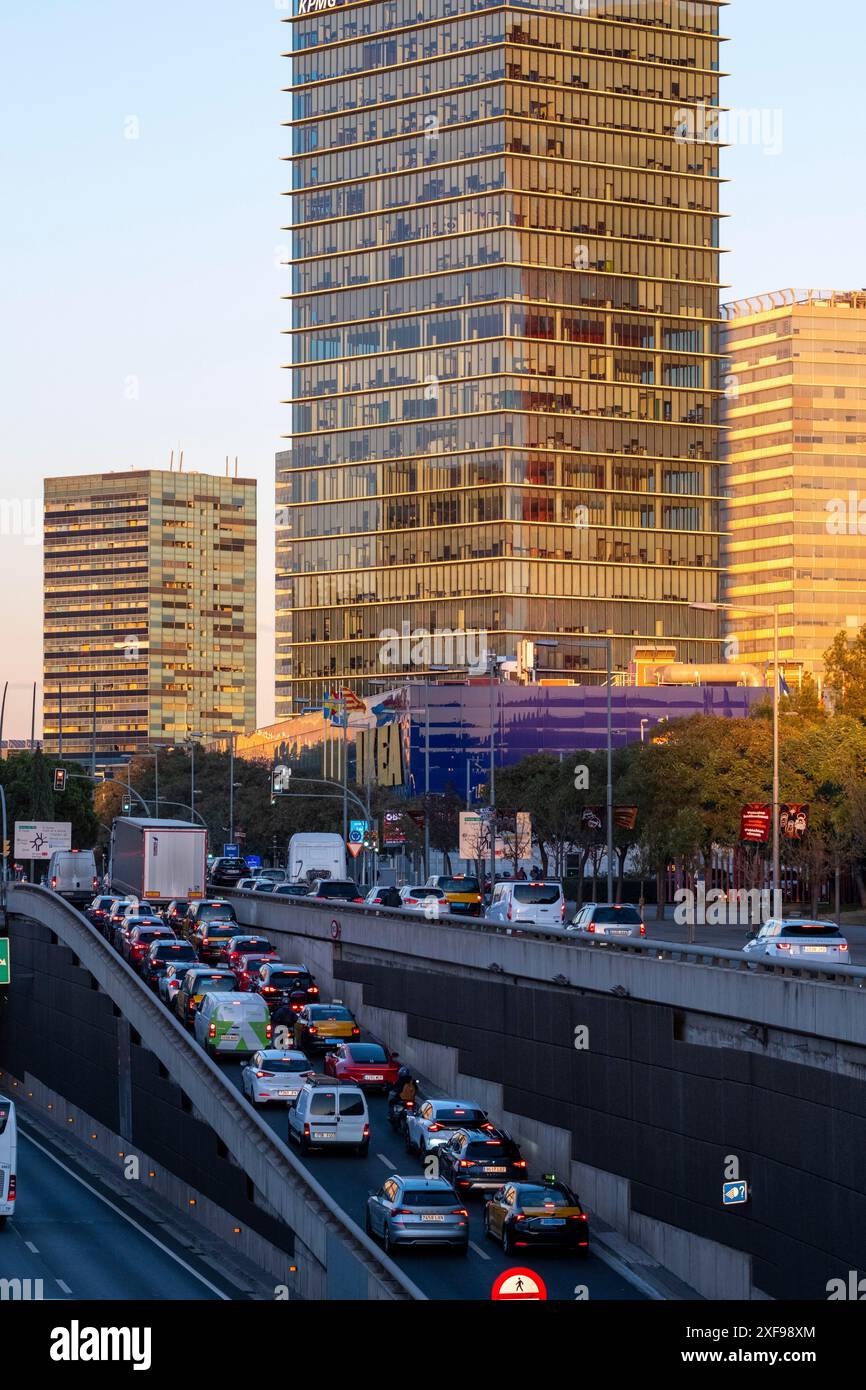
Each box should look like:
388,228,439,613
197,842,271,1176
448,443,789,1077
722,288,866,682
43,469,257,758
279,0,725,715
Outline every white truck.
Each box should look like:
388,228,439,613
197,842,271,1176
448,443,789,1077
110,818,207,907
288,832,347,884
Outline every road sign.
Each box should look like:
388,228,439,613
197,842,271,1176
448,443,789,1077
246,854,262,869
349,819,368,844
382,810,406,847
723,1181,749,1206
491,1267,547,1301
0,938,9,985
13,821,72,861
347,841,363,859
223,844,239,858
272,765,292,795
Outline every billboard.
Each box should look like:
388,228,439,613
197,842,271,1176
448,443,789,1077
459,810,531,861
779,804,809,840
740,804,771,844
14,821,72,860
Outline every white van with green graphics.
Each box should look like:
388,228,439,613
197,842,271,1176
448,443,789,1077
195,992,271,1058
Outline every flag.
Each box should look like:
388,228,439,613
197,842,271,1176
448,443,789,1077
779,672,790,697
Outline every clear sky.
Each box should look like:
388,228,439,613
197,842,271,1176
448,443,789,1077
0,0,863,736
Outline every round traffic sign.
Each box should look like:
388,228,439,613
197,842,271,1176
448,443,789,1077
330,918,341,940
491,1267,547,1301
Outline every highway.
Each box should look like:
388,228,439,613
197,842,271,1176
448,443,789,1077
221,1062,644,1302
0,1127,237,1301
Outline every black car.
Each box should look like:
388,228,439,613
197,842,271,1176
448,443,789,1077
141,938,198,990
210,857,250,888
86,895,117,935
306,879,365,903
437,1128,528,1193
250,963,319,1012
484,1178,589,1254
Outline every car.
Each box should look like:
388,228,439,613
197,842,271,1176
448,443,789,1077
106,897,138,939
250,963,319,1012
252,879,278,893
255,868,288,885
743,918,849,964
221,934,275,971
86,895,117,934
306,879,365,904
364,885,403,909
125,923,176,969
241,1049,313,1106
159,959,193,1007
235,951,280,991
164,900,190,933
141,938,198,990
194,992,271,1058
323,1041,400,1091
287,1075,369,1154
437,1128,527,1193
366,1176,468,1255
399,885,448,912
487,880,566,927
175,967,239,1025
115,914,165,956
192,921,241,963
405,1098,495,1155
48,848,99,905
425,875,482,917
484,1176,589,1254
209,856,251,888
184,900,238,936
273,883,311,898
294,1002,361,1053
568,903,646,939
236,878,260,891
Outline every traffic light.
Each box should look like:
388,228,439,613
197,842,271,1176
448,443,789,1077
53,767,67,793
121,795,132,815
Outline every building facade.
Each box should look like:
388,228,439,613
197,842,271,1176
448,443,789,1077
722,289,866,681
43,469,257,758
279,0,726,716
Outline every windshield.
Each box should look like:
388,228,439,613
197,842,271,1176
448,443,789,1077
154,943,196,959
438,877,479,892
780,923,843,938
266,1058,311,1074
192,975,235,992
435,1106,485,1125
199,904,237,922
202,926,236,939
400,1189,458,1208
268,971,313,989
466,1139,519,1159
309,1006,352,1020
347,1044,387,1063
518,1185,575,1207
513,884,561,904
316,882,357,896
592,906,641,924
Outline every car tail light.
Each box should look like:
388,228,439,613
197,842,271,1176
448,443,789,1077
309,985,319,995
208,1023,216,1038
266,1023,272,1040
506,905,512,920
395,1208,412,1216
303,1123,311,1138
308,1025,317,1035
776,942,791,951
256,1071,275,1079
514,1159,526,1168
640,924,646,936
7,1174,15,1203
514,1213,526,1221
459,1159,473,1168
578,1213,588,1221
452,1209,468,1217
428,1123,442,1133
840,943,848,951
560,901,565,921
363,1123,370,1139
92,877,98,889
406,897,417,905
51,877,57,889
352,1026,360,1037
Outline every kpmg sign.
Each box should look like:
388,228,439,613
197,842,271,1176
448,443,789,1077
296,0,341,14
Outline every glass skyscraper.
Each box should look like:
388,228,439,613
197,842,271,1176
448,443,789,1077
279,0,724,715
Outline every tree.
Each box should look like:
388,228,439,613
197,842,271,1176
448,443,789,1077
824,624,866,718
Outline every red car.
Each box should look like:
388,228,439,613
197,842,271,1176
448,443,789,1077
323,1041,401,1091
235,952,279,991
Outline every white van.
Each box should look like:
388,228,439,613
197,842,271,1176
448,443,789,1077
288,1076,369,1155
0,1096,17,1229
194,992,271,1058
49,849,98,906
487,879,566,927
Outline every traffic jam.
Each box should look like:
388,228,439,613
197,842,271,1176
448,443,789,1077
85,891,591,1267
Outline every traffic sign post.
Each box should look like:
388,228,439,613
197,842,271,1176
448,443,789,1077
223,844,239,859
0,937,10,986
491,1268,547,1301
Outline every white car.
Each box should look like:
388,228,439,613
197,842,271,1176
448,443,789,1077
398,886,447,913
568,903,646,938
405,1098,493,1156
241,1050,313,1106
743,918,849,964
487,880,565,927
159,960,192,1006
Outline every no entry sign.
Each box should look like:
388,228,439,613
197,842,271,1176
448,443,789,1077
491,1267,547,1300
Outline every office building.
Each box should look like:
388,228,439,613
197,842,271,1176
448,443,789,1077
43,468,257,757
279,0,726,714
722,288,866,680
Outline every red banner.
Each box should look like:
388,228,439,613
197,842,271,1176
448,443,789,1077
740,803,771,844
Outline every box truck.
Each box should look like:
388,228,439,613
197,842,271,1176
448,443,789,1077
288,832,347,884
110,818,207,906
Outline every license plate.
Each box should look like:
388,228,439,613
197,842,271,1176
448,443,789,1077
606,928,630,935
539,1217,565,1227
421,1214,446,1222
315,1131,336,1140
484,1166,507,1173
803,945,827,953
363,1074,383,1081
224,1032,238,1040
277,1090,293,1096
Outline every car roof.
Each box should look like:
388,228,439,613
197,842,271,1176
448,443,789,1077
429,1098,483,1110
397,1177,454,1191
257,1049,308,1061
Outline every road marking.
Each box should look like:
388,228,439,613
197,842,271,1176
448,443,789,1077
25,1241,39,1254
377,1152,397,1169
20,1129,231,1301
56,1280,72,1295
469,1240,491,1261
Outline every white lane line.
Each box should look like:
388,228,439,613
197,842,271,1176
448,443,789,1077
56,1280,72,1295
377,1152,398,1169
20,1129,230,1301
469,1240,491,1261
25,1241,39,1254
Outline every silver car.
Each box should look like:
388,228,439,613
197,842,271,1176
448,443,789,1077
405,1098,493,1156
365,1176,468,1255
568,903,646,939
743,918,849,964
159,959,191,1006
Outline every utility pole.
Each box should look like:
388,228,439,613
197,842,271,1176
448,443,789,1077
488,652,497,900
30,681,36,752
91,682,97,780
228,733,235,844
606,638,614,902
190,740,196,824
772,604,780,897
0,681,7,757
58,682,63,759
424,700,430,880
341,690,348,848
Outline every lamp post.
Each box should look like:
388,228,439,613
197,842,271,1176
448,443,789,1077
691,600,780,894
184,732,203,825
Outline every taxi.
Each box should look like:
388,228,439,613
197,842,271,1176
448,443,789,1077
425,874,482,917
294,1001,361,1053
175,966,238,1025
484,1175,589,1254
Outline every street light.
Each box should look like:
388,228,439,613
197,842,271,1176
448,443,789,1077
183,732,203,825
691,600,781,893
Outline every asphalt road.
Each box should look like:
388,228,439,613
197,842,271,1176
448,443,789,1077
223,1060,644,1302
630,909,866,965
0,1129,235,1300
